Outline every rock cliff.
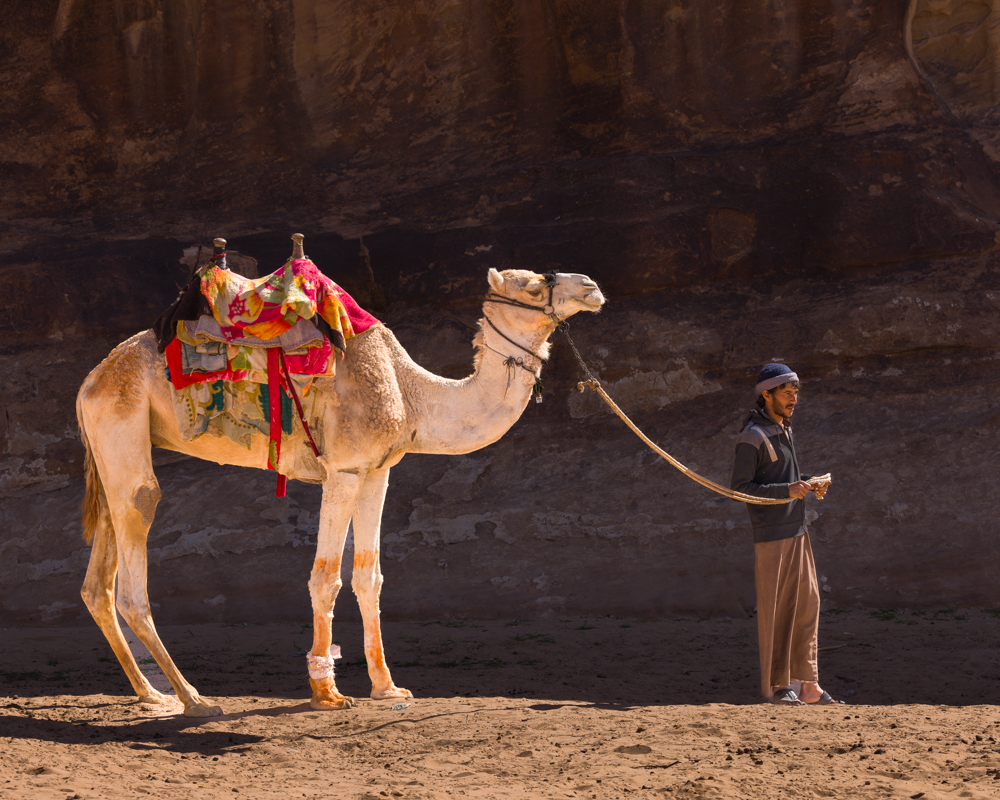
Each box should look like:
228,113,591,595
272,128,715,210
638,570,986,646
2,0,999,625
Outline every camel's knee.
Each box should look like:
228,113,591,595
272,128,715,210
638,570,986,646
81,580,113,615
351,551,383,597
308,557,343,610
115,594,150,630
132,482,161,528
352,571,383,597
310,578,343,611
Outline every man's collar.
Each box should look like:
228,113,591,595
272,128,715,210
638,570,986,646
755,407,791,430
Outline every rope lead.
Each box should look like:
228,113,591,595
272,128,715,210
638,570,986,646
562,328,815,506
483,282,828,506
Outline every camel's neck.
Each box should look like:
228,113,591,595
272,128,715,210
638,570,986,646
405,315,552,456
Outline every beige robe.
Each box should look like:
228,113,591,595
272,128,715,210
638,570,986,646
754,531,820,697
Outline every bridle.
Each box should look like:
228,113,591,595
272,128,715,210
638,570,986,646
484,271,560,320
480,271,561,400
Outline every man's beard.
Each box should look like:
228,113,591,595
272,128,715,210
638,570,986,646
771,402,794,421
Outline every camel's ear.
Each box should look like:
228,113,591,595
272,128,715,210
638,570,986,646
487,268,504,293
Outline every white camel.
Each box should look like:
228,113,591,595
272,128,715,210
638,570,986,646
76,254,604,716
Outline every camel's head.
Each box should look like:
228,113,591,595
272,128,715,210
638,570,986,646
487,268,605,323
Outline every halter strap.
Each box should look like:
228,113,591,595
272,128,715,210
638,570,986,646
483,271,561,322
482,314,543,371
480,314,546,401
480,272,560,404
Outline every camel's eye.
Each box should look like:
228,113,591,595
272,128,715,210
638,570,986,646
528,288,543,297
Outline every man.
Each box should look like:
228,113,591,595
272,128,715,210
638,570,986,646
730,363,841,706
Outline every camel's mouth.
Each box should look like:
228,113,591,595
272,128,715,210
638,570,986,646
579,290,605,309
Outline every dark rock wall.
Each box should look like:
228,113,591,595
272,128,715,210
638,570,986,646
2,0,999,625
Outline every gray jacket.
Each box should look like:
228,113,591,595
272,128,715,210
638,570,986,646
730,408,812,543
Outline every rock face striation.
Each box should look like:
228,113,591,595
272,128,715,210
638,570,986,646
1,0,999,625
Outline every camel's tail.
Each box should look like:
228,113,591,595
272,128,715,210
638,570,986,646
77,395,108,545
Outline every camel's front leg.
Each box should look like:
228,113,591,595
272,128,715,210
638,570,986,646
308,471,363,710
352,469,412,700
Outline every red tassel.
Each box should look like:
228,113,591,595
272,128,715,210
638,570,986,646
267,348,286,497
267,348,283,469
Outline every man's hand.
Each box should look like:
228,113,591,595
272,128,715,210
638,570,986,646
788,481,812,500
808,473,832,500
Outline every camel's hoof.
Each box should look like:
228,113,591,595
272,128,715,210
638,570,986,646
310,693,356,710
137,690,175,706
372,685,414,700
183,701,223,718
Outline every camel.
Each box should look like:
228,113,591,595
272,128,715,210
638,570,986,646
76,246,605,717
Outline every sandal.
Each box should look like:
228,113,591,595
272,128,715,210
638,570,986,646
770,688,804,705
806,690,845,705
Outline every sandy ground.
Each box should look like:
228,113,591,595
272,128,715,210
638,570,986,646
1,609,999,799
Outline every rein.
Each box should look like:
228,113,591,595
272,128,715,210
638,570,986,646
484,277,820,505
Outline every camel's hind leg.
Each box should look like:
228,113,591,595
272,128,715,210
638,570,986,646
80,504,173,705
352,468,412,700
82,413,220,716
78,331,218,716
104,471,222,718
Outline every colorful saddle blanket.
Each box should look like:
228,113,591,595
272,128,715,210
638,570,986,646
199,257,379,350
154,256,379,357
163,255,379,391
159,255,380,495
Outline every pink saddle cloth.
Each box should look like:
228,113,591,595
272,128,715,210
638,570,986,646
200,256,379,349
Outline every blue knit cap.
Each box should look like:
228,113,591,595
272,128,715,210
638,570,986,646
755,363,798,396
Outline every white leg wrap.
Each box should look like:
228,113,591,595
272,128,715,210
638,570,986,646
307,645,342,680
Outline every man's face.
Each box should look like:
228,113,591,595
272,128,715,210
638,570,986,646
765,383,798,421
